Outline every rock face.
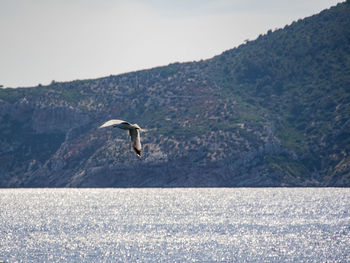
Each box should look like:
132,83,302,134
1,3,350,187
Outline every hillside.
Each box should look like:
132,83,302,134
1,2,349,187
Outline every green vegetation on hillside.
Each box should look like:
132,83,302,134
0,2,349,187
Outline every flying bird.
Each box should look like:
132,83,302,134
99,119,144,157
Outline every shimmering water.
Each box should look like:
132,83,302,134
0,188,349,262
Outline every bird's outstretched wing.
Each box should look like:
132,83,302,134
129,129,142,157
99,119,130,128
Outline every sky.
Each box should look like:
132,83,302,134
0,0,343,88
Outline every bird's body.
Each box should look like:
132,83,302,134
99,119,143,157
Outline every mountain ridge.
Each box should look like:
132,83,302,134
1,2,349,187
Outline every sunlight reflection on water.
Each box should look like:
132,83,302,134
1,188,349,262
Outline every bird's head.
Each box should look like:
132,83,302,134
133,124,141,129
133,124,147,132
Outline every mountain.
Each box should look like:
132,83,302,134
1,2,350,187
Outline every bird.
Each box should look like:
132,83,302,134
99,119,144,157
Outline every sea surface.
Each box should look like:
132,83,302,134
0,188,349,262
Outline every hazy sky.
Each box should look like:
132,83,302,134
0,0,343,88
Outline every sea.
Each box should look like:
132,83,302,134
0,188,349,262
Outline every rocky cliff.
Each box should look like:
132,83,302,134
1,2,349,187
